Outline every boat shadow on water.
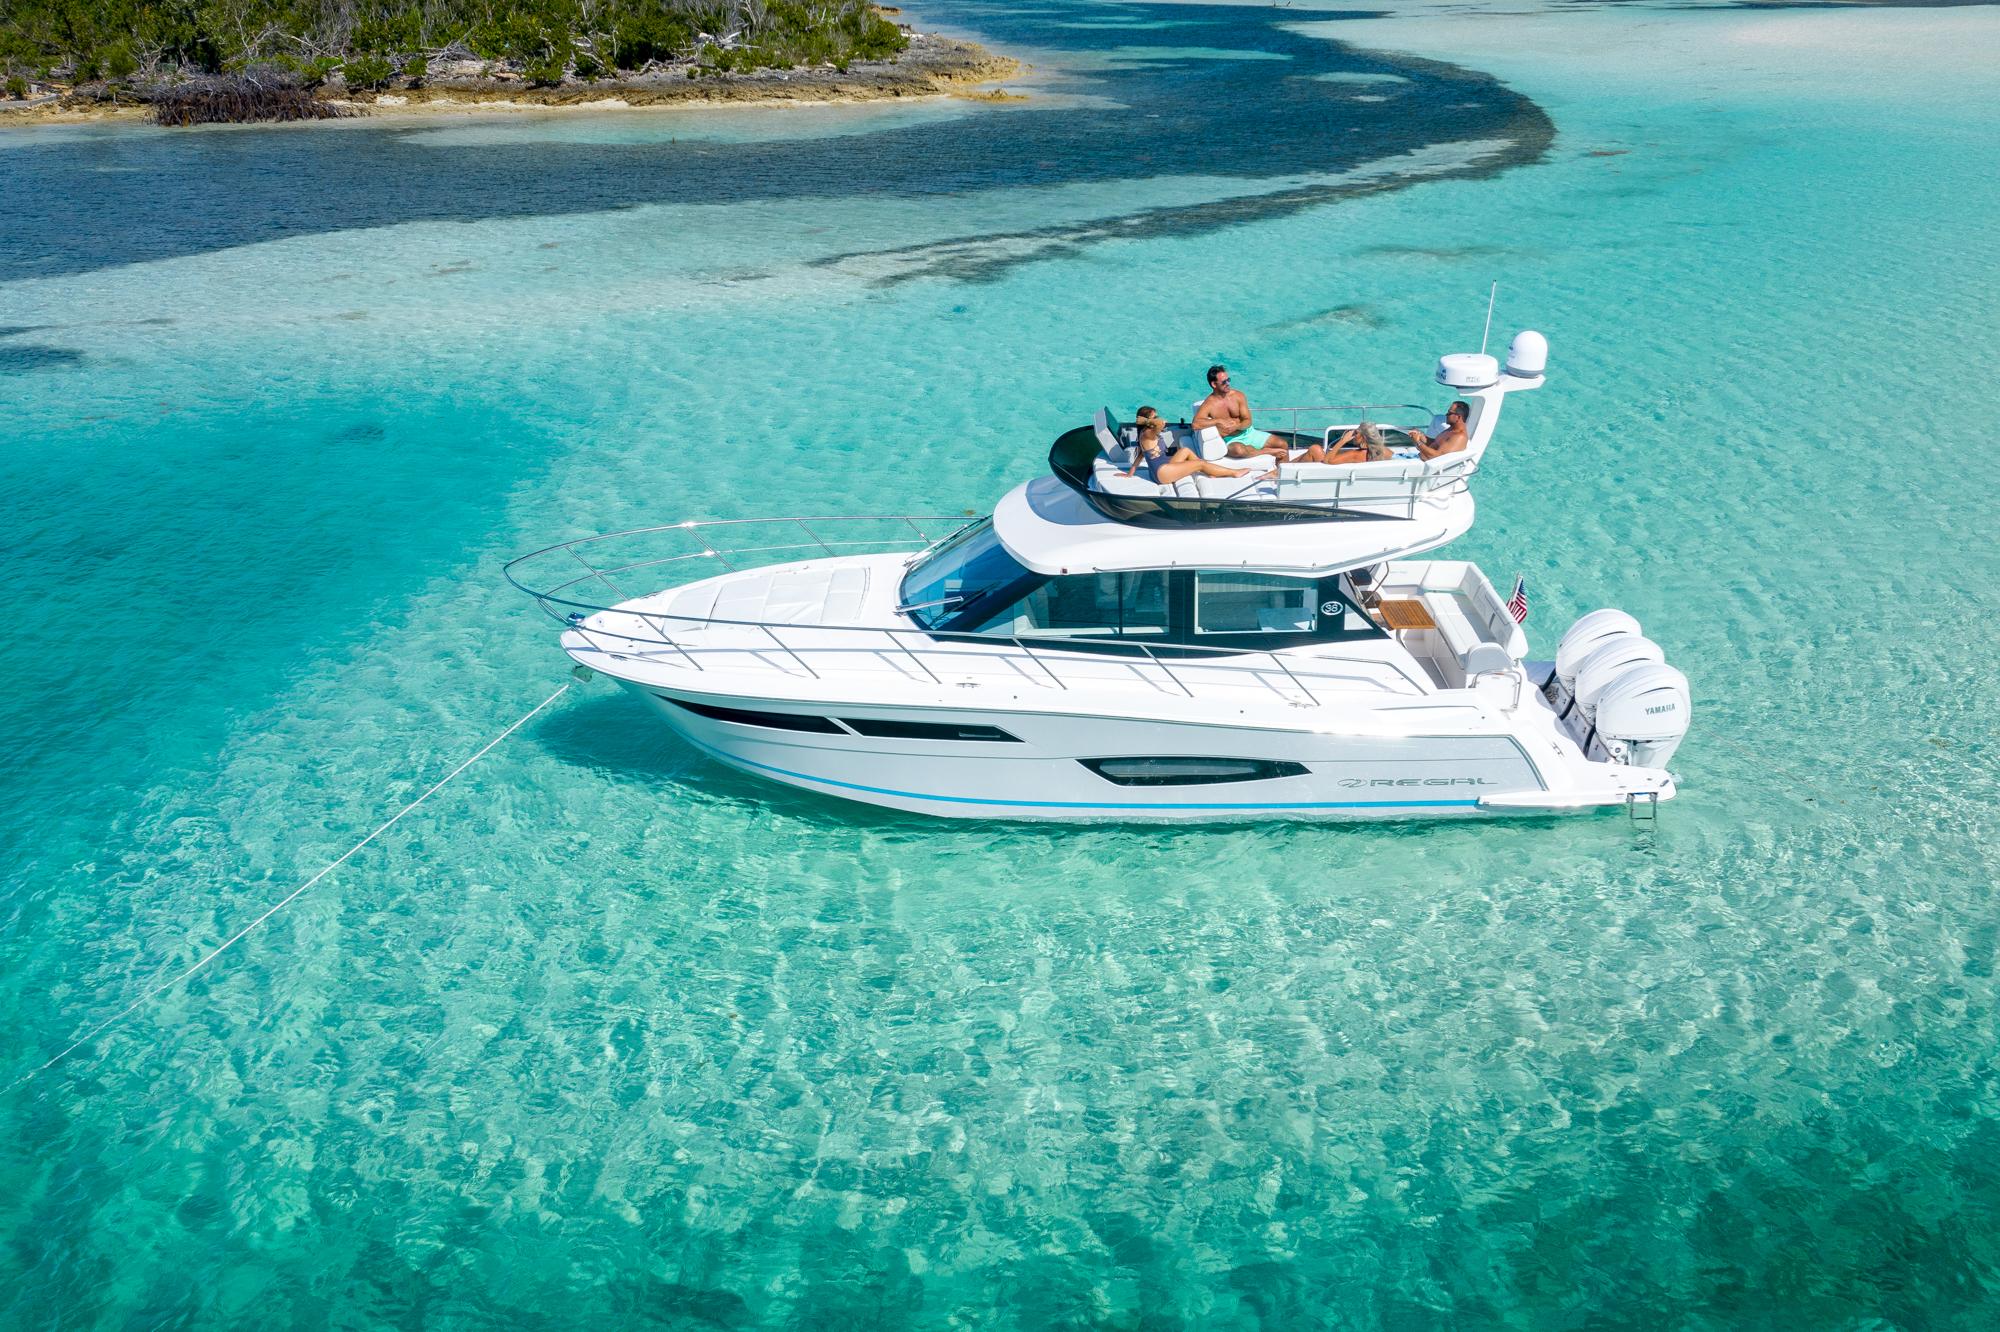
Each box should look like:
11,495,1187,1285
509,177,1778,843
532,690,925,830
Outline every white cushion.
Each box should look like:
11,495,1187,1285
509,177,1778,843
1191,471,1275,501
1089,452,1279,500
823,565,870,622
1091,457,1158,495
1429,596,1485,661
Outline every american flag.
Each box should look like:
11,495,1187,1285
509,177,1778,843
1506,575,1529,624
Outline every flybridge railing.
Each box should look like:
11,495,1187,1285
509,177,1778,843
1228,404,1482,510
1065,403,1481,526
1266,453,1482,514
505,515,969,610
1257,403,1437,443
504,518,1435,706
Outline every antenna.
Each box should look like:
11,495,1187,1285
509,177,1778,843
1479,281,1498,357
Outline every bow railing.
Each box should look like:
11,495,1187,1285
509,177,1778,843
505,518,1438,706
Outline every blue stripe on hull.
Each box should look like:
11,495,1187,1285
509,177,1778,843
675,732,1485,813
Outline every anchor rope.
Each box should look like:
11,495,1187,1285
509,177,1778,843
7,682,573,1094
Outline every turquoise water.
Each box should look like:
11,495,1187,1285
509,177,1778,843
4,0,2000,1323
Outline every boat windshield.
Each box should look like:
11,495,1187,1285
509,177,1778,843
897,519,1037,631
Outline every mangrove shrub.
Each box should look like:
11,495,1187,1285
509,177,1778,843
1,0,909,86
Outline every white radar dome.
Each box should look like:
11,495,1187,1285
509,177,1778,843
1436,353,1500,389
1506,330,1548,378
1574,636,1667,716
1555,609,1643,688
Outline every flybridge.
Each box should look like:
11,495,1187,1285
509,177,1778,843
1062,331,1549,528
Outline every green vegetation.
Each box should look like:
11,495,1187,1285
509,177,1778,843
341,54,395,89
0,0,908,90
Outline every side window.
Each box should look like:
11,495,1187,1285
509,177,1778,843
973,571,1169,639
1328,580,1382,637
1114,570,1170,636
1193,573,1319,636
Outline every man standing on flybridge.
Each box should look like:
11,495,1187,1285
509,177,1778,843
1195,363,1289,460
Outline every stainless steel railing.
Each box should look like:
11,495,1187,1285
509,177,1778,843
507,515,969,605
1266,453,1482,516
1258,403,1438,439
504,518,1436,705
1125,403,1476,520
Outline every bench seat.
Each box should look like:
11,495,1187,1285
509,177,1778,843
1091,453,1277,500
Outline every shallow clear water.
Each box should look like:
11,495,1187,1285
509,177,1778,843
3,0,1999,1324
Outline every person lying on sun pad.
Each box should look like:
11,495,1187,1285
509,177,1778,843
1124,408,1252,486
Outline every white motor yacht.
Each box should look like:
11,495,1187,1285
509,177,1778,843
508,331,1691,821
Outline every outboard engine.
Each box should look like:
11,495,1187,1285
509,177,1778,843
1572,637,1666,720
1593,664,1692,768
1556,610,1641,689
1551,609,1643,708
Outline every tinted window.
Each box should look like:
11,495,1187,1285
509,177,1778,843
1194,573,1320,636
897,519,1036,630
663,697,843,733
972,571,1170,639
841,718,1020,742
1081,757,1310,786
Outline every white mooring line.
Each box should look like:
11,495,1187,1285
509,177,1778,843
7,682,574,1094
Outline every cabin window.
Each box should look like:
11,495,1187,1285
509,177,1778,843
971,571,1170,640
1193,573,1322,636
915,557,1386,646
1081,757,1310,786
840,718,1020,742
663,697,845,733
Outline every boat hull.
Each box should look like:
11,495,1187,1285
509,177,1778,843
628,683,1659,822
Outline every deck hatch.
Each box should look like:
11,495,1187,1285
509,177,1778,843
663,697,845,734
1081,757,1310,786
840,718,1022,743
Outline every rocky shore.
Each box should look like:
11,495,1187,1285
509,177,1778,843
0,31,1020,126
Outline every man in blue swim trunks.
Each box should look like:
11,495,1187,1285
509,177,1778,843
1194,363,1289,460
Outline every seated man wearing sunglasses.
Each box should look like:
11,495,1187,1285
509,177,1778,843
1194,363,1292,460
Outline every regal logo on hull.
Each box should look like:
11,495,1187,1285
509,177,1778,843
1337,776,1499,788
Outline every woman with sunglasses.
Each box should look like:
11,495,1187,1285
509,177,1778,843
1123,408,1253,487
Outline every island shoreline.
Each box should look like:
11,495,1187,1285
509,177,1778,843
0,31,1023,127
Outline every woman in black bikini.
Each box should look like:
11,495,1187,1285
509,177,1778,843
1122,408,1252,486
